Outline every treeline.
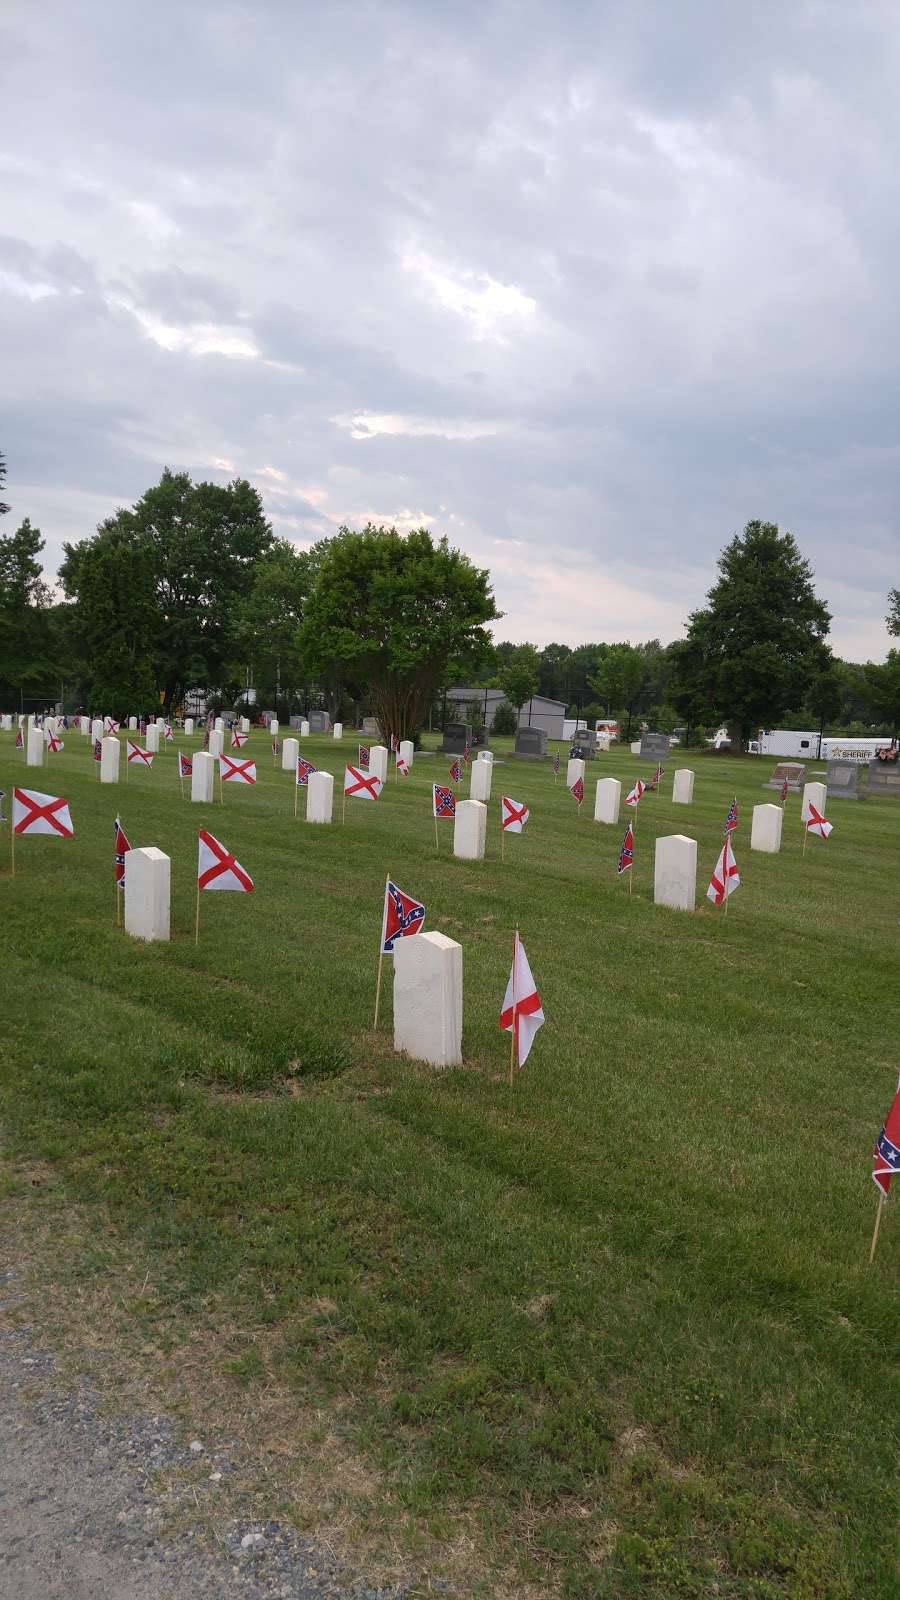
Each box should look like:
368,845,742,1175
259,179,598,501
0,456,898,740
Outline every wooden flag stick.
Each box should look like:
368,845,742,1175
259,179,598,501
194,882,201,945
802,821,808,857
433,812,438,849
10,818,15,877
342,788,347,824
628,866,633,896
869,1192,885,1265
500,818,505,862
293,774,299,819
373,872,389,1028
219,770,224,805
508,928,518,1088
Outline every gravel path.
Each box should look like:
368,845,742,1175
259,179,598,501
0,1268,411,1600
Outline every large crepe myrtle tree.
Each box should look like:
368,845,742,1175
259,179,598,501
299,525,499,743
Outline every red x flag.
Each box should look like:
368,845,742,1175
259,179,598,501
707,835,741,905
47,732,64,753
499,932,545,1069
197,830,254,892
806,803,833,839
127,740,154,766
13,787,74,837
344,765,383,800
219,754,257,784
501,796,530,832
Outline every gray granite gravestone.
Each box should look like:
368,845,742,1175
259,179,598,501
471,726,490,749
361,716,380,736
765,761,805,792
826,759,865,800
442,721,471,755
867,758,900,798
308,711,332,733
515,726,547,759
640,731,670,760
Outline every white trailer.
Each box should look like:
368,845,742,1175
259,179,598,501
752,730,893,761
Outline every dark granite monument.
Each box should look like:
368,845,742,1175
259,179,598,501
867,757,900,798
308,710,332,733
442,721,472,755
515,726,547,759
640,732,670,760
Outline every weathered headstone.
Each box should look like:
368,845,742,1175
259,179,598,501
393,931,462,1067
124,847,170,942
471,726,490,750
640,732,670,760
91,717,104,745
128,716,138,731
801,781,827,823
566,757,585,790
282,736,299,772
453,798,486,860
825,759,864,800
100,736,120,784
306,770,334,823
442,721,471,755
184,717,194,736
654,834,697,912
300,719,310,737
207,729,224,759
308,711,331,732
470,758,492,803
361,716,380,736
594,777,620,824
241,716,250,734
146,724,161,754
569,730,597,759
750,803,783,853
399,738,414,768
333,721,343,739
0,713,11,731
269,719,279,738
515,726,547,759
26,726,44,766
477,749,493,763
766,761,804,792
672,769,694,804
866,758,900,799
214,716,224,734
191,751,215,803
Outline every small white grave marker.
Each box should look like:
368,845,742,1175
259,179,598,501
306,769,334,823
100,736,120,784
593,777,621,824
672,769,695,804
654,834,697,912
191,751,216,803
453,798,487,860
393,931,462,1067
751,803,783,853
124,847,171,942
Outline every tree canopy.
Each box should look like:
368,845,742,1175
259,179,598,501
300,524,498,741
669,521,831,741
497,644,540,716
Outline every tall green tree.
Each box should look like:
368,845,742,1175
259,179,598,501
0,518,52,696
498,643,541,726
0,449,9,518
670,521,831,745
887,589,900,638
588,643,647,735
64,536,160,714
233,540,313,710
62,469,274,710
863,651,900,734
300,525,498,741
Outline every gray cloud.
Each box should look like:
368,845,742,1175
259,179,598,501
0,0,897,657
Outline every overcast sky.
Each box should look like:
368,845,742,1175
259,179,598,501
1,1,897,660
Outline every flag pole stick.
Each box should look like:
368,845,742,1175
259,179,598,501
501,818,505,862
869,1192,885,1265
509,928,518,1088
10,818,15,877
802,821,807,857
219,769,224,805
373,873,389,1028
433,810,438,849
342,789,346,824
293,774,299,819
628,865,633,896
194,883,201,945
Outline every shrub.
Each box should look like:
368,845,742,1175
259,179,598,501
491,700,518,735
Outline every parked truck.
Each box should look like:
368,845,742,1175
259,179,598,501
749,730,894,761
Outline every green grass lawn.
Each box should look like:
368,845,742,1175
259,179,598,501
1,727,897,1597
